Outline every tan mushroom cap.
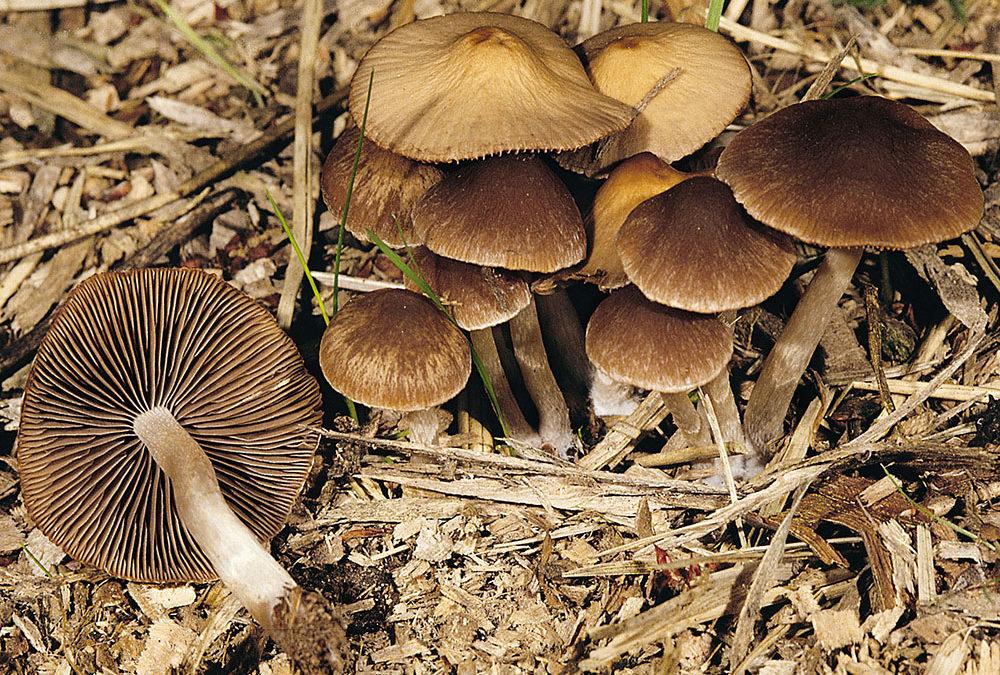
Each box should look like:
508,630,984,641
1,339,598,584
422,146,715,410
585,285,732,393
412,154,586,273
562,21,751,175
319,288,471,411
348,12,633,162
404,247,531,331
17,268,322,583
321,126,443,247
577,152,693,289
715,96,984,249
616,176,796,313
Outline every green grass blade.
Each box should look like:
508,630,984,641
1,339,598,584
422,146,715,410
268,189,328,325
151,0,268,106
823,74,876,99
332,69,374,315
705,0,724,31
641,0,649,22
270,191,359,422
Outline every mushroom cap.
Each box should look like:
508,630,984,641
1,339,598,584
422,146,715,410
577,152,692,289
348,11,634,162
319,288,471,411
616,176,796,312
715,96,984,249
561,21,751,175
321,126,444,247
412,154,586,273
404,247,531,331
585,285,733,393
17,268,322,583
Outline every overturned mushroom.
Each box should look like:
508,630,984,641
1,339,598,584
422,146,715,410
17,268,345,673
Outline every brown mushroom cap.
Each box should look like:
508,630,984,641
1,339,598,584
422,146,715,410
562,21,751,175
320,126,444,247
404,247,531,331
17,268,322,583
577,152,692,289
616,176,796,313
585,285,733,393
412,154,586,273
349,12,633,162
319,288,471,411
715,96,984,249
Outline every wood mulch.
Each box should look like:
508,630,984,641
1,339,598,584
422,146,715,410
3,0,1000,673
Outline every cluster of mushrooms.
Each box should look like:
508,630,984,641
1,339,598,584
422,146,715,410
319,10,984,466
13,9,985,673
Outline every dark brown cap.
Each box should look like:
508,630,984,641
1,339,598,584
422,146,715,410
404,247,531,331
577,152,692,289
321,126,443,247
319,288,471,410
585,285,732,393
563,21,751,175
17,268,322,583
348,12,633,162
715,96,984,249
616,176,795,312
412,154,586,273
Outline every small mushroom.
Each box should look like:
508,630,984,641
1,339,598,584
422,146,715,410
586,285,733,448
319,288,472,444
17,268,345,673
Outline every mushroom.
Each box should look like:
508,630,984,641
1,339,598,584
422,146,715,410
319,288,472,444
17,268,345,673
403,247,537,444
411,154,586,453
715,96,984,451
320,125,443,248
615,175,795,452
586,285,733,447
349,11,633,162
561,21,751,176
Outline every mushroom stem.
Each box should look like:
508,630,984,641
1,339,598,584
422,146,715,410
468,328,539,444
508,297,575,454
701,372,747,450
133,406,345,672
535,289,593,408
743,247,864,451
661,391,710,447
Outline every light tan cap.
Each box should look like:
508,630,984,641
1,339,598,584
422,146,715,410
561,21,751,175
348,12,633,162
405,247,531,331
715,96,984,249
321,126,443,247
17,268,322,583
616,176,795,312
412,154,586,273
585,285,732,393
319,289,471,411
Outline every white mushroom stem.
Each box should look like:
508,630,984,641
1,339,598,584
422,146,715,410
743,247,864,451
133,406,294,630
468,328,539,444
661,391,711,447
508,298,575,455
701,372,748,451
133,407,347,674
